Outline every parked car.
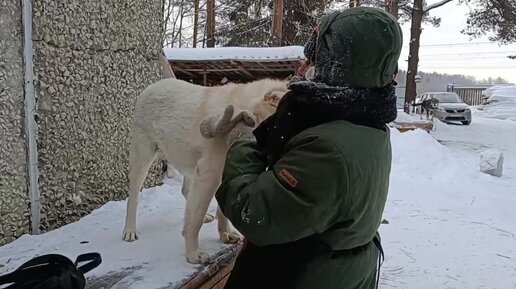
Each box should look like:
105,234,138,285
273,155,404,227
419,92,472,125
481,84,516,104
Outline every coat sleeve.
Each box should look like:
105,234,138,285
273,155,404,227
215,135,348,247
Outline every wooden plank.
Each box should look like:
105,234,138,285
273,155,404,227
198,260,235,289
171,65,195,77
181,244,242,289
231,61,254,78
185,68,240,72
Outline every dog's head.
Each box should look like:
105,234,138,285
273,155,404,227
254,86,288,123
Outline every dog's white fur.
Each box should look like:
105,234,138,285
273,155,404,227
123,78,288,264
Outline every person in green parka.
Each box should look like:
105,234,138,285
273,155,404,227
212,7,403,289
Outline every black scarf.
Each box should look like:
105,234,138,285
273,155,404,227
253,78,398,166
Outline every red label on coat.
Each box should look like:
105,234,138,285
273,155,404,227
279,169,298,188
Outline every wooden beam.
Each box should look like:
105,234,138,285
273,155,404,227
181,68,240,72
203,66,208,86
170,65,195,77
231,61,254,77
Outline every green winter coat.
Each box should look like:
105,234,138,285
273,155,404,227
216,120,392,289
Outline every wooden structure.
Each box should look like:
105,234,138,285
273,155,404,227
164,46,305,86
447,84,492,106
181,244,242,289
393,121,434,133
392,112,434,133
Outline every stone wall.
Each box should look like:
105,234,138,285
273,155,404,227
0,0,30,245
32,0,164,232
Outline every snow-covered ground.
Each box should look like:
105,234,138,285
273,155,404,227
381,108,516,289
1,108,515,288
0,178,227,289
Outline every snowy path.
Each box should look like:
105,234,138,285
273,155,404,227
380,110,516,289
1,109,515,288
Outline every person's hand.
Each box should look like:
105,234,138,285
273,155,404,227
200,105,256,146
226,121,255,147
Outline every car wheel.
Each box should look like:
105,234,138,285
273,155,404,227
462,120,471,125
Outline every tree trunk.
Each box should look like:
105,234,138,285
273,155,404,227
178,0,185,47
349,0,360,8
206,0,215,47
270,0,284,46
320,0,326,11
193,0,200,48
404,0,424,104
385,0,400,19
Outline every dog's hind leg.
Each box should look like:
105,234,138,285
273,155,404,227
183,147,224,264
123,133,156,242
181,174,191,199
182,173,215,224
217,206,242,244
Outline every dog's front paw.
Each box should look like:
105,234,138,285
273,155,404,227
186,250,212,264
122,228,138,242
203,212,215,223
219,230,242,244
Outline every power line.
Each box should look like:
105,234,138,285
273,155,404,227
418,66,516,69
403,41,497,48
419,56,514,60
402,50,516,57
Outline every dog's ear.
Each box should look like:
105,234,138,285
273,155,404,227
264,90,282,108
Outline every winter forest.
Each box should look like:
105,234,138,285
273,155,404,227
162,0,515,96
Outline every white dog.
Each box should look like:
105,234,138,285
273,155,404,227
123,78,288,264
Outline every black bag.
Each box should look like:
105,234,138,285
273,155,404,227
0,253,101,289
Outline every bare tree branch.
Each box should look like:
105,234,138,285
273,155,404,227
424,0,454,13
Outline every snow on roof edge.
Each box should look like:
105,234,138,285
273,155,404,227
164,46,306,62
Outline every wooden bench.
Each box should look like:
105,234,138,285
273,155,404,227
181,244,242,289
392,121,434,133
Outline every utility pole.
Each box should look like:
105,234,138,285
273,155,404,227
271,0,284,46
206,0,215,47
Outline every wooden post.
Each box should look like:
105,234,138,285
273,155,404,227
193,0,200,47
203,66,208,86
271,0,284,46
206,0,215,47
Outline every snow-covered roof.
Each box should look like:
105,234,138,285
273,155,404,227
164,46,305,62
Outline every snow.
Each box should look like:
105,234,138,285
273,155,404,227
0,178,227,289
1,109,515,288
164,46,305,62
479,85,516,120
479,149,504,177
381,108,516,288
482,84,516,103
